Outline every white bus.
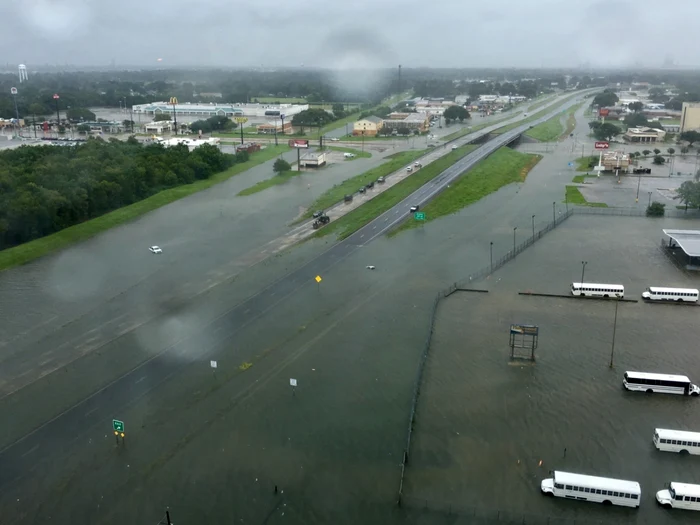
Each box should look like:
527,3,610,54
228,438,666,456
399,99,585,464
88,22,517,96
571,282,624,298
541,470,641,508
656,482,700,511
654,428,700,455
623,371,700,396
642,287,699,303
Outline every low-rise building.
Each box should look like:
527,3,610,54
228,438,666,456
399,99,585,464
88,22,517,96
133,101,309,118
381,112,430,133
300,151,327,168
256,120,293,134
681,102,700,133
623,126,666,143
145,121,172,133
155,137,221,151
236,142,261,154
353,115,383,136
599,151,631,172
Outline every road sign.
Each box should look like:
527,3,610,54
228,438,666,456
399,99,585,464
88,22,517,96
112,419,124,433
288,139,309,148
315,275,322,283
594,141,609,150
290,378,298,387
568,162,574,167
10,87,17,95
210,360,218,369
234,117,248,124
414,212,426,221
53,93,59,100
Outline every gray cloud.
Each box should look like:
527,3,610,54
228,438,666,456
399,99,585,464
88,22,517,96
1,0,699,68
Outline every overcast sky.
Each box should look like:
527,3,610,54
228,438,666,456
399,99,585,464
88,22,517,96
1,0,699,69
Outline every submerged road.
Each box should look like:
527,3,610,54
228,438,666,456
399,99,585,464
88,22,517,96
0,90,594,491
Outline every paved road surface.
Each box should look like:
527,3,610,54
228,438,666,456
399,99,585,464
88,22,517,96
0,91,594,493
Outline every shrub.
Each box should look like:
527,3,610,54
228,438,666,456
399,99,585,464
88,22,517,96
646,201,665,217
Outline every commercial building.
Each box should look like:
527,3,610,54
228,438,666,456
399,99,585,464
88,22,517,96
256,120,293,134
300,151,327,168
236,142,261,154
353,115,383,136
144,121,172,133
599,151,631,172
381,112,430,133
154,137,221,151
623,126,666,143
132,102,309,119
680,102,700,133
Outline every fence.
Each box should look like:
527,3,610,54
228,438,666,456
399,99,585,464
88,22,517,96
572,206,700,219
400,495,610,525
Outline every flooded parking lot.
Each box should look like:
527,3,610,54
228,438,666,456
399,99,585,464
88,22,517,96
404,215,700,524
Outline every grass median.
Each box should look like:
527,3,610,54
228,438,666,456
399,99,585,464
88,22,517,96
565,185,607,207
315,144,478,239
0,144,290,272
391,147,541,235
300,149,427,218
492,93,579,136
237,170,301,196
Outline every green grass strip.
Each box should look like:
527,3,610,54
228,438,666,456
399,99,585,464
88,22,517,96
492,93,579,136
565,185,608,207
300,149,428,218
392,148,541,235
0,145,290,272
315,144,478,239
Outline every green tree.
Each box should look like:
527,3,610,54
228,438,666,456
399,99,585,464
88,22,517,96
292,109,335,131
675,177,700,208
681,146,690,155
66,107,96,122
628,101,644,112
680,130,700,145
77,124,90,133
642,149,651,156
273,158,291,173
28,102,48,116
625,112,650,128
188,116,235,134
667,147,675,155
646,201,665,217
592,90,619,107
591,122,619,141
154,113,172,121
653,155,665,164
653,148,661,155
443,105,470,124
331,103,346,119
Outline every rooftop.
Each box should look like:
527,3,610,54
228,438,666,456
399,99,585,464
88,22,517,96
663,229,700,257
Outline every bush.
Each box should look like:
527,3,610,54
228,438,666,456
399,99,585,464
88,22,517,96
273,157,291,173
653,155,665,165
646,201,665,217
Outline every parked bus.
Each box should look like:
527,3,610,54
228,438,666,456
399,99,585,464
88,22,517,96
541,471,641,508
623,371,700,396
571,282,624,298
654,428,700,455
642,287,699,303
656,482,700,511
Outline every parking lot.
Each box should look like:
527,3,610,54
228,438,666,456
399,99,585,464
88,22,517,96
403,214,700,524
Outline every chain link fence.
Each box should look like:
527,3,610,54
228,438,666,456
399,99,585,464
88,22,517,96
573,206,700,219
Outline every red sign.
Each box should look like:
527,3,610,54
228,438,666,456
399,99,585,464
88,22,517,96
53,93,59,99
594,142,609,150
42,121,49,132
288,139,309,148
599,108,609,117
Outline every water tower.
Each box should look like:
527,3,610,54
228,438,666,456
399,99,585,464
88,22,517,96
18,64,28,83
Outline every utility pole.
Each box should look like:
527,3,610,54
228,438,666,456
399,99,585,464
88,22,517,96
490,241,493,273
531,214,535,240
513,227,517,255
169,97,178,135
552,201,556,224
609,298,619,368
581,261,587,284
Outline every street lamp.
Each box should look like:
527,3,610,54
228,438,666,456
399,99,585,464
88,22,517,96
10,87,19,137
490,241,493,273
169,97,178,135
610,298,620,368
648,191,652,208
552,201,556,223
513,227,517,255
53,93,60,125
531,214,535,240
635,169,642,203
581,261,587,284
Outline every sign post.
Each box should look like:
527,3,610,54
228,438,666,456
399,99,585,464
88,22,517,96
113,419,125,445
315,275,322,292
414,212,426,221
234,117,248,145
594,142,609,176
290,378,297,396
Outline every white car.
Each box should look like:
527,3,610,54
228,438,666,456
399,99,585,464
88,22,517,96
343,152,355,158
149,246,163,254
406,166,413,172
330,137,340,142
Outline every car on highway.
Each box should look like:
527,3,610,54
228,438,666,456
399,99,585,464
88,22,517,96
149,246,163,254
365,181,374,189
451,145,458,150
406,166,413,172
377,176,385,183
359,187,366,194
427,144,436,148
344,194,353,202
413,162,421,168
410,205,420,213
330,137,339,141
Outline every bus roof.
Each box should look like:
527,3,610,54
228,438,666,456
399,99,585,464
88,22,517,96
625,371,691,382
647,287,699,294
670,482,700,497
553,471,641,494
655,428,700,440
571,282,625,289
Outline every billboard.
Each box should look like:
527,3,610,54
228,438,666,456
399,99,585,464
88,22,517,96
599,108,609,117
288,139,309,148
594,141,610,150
510,324,539,336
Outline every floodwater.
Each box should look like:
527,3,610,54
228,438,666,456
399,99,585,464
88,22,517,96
404,215,700,524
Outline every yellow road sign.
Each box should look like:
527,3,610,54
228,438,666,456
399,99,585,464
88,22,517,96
234,117,248,124
315,275,322,283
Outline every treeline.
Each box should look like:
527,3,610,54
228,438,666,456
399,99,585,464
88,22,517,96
0,138,243,250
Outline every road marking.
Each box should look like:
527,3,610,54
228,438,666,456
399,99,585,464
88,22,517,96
84,407,98,417
135,376,146,384
21,445,39,458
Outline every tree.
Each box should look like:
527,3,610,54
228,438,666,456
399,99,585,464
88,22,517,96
628,101,644,112
642,149,651,156
591,122,619,141
331,103,346,119
154,113,172,121
443,105,470,124
681,146,690,155
676,177,700,208
28,102,48,116
653,148,661,155
653,155,665,164
273,158,291,173
76,124,90,133
680,130,700,145
646,201,666,217
667,147,675,155
292,108,334,129
66,107,96,122
592,90,619,107
188,116,235,134
625,112,650,128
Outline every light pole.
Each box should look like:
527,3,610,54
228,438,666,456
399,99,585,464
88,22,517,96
169,97,178,135
635,169,641,203
610,298,619,368
648,191,652,208
513,227,517,255
552,201,556,223
490,241,493,273
10,87,19,137
581,261,587,284
531,214,535,240
53,93,60,125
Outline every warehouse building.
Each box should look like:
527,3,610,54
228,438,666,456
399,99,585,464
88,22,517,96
132,102,309,118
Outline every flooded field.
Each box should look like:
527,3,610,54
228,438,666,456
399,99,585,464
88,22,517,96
404,215,700,524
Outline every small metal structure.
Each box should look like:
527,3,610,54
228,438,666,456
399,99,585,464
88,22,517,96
509,324,539,361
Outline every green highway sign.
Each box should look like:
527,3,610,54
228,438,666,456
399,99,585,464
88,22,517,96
113,419,124,433
414,212,426,221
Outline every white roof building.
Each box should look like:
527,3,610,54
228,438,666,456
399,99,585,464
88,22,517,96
132,102,309,118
